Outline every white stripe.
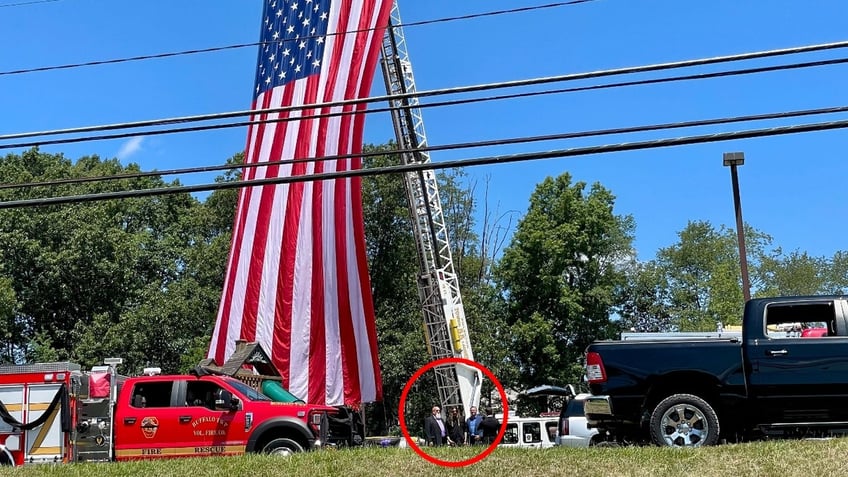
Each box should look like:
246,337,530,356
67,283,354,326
254,84,300,356
322,0,365,407
321,109,343,405
346,178,375,401
289,146,317,401
349,0,384,403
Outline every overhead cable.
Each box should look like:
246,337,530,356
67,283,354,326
4,54,848,151
0,0,60,7
5,39,848,144
4,103,848,190
2,117,848,209
0,1,598,77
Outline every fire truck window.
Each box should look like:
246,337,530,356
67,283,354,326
131,382,173,408
186,381,229,410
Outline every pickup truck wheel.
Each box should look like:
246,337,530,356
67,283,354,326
649,394,719,447
262,437,304,456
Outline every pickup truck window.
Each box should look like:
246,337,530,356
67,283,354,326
224,377,271,402
764,301,836,338
185,381,235,410
130,382,173,408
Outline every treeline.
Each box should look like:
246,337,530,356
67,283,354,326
1,146,845,433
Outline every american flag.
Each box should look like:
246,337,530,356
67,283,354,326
208,0,391,406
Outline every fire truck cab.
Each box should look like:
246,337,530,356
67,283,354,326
0,343,337,466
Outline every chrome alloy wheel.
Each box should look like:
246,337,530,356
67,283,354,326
659,403,709,447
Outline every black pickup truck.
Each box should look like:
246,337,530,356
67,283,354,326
583,295,848,447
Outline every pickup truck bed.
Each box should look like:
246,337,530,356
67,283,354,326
584,295,848,447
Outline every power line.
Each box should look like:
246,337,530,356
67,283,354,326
0,0,60,7
5,39,848,145
3,116,848,209
4,103,848,191
5,53,847,152
0,1,599,77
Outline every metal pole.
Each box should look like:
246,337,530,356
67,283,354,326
724,153,751,302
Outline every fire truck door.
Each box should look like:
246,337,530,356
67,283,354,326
181,380,247,457
114,380,184,460
25,384,64,463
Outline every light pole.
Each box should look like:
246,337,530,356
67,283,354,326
723,152,751,302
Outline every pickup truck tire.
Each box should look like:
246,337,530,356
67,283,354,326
649,394,719,447
262,437,304,456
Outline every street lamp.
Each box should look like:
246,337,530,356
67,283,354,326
723,152,751,302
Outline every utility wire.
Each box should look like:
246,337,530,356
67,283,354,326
0,1,598,77
3,117,848,209
0,0,60,6
5,53,847,152
5,39,848,144
4,104,848,191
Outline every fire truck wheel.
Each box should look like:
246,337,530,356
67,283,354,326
262,437,304,456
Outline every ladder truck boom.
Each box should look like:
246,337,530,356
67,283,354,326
379,1,482,419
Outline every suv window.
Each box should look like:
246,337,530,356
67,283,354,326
523,422,541,443
564,398,585,418
502,423,519,444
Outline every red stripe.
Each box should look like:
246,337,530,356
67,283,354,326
282,74,321,402
350,2,391,400
240,86,295,343
251,83,293,388
336,0,381,406
302,0,354,406
213,95,270,362
306,108,340,402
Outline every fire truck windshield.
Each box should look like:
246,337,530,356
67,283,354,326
223,378,272,401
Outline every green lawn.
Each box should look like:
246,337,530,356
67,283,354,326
10,439,848,477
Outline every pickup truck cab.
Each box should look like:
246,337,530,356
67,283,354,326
584,295,848,447
114,373,334,459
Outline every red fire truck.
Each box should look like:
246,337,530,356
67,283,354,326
0,342,343,467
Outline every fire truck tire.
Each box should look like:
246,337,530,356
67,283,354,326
0,446,13,466
262,437,304,456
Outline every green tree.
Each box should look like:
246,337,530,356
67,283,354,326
495,174,635,408
655,221,772,330
0,148,234,373
617,260,674,332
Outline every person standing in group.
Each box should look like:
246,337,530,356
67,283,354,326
446,407,466,446
424,406,447,446
480,408,501,445
466,406,483,445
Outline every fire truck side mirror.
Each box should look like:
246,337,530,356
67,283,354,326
229,397,240,412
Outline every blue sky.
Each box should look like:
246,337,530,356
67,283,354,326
2,0,847,262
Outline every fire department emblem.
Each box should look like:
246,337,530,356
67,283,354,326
141,416,159,439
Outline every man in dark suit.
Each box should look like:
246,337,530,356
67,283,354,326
480,408,501,445
424,405,446,446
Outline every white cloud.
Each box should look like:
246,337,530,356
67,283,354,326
117,136,144,160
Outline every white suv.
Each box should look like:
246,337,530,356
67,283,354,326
523,384,599,448
498,415,560,449
556,393,599,447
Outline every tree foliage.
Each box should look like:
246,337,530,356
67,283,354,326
495,174,635,408
0,148,236,372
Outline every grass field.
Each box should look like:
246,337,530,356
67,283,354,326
8,439,848,477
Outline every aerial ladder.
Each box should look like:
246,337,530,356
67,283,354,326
379,2,482,419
